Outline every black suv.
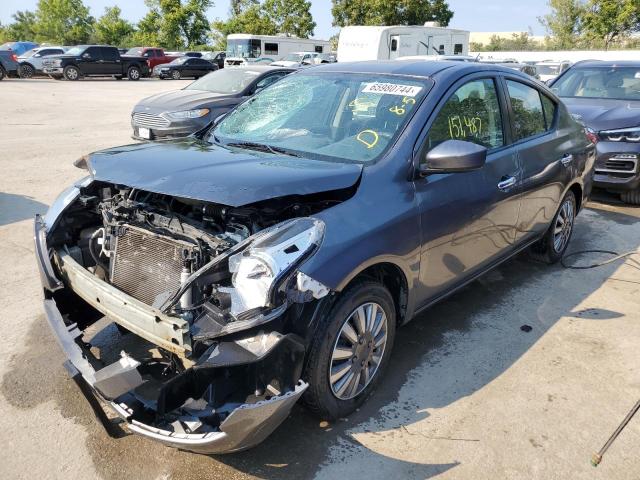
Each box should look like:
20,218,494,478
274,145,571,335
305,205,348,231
551,60,640,204
43,45,150,81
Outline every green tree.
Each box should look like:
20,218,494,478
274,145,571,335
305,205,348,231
582,0,640,49
539,0,585,50
33,0,94,44
93,6,135,46
332,0,454,28
263,0,315,38
4,10,38,41
212,3,276,44
138,0,211,49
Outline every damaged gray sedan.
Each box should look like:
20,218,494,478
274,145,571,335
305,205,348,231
35,60,593,453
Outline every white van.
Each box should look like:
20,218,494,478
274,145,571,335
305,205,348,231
338,24,470,62
225,34,331,66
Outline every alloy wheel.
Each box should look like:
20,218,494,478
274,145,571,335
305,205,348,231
329,302,388,400
65,67,78,80
553,198,574,253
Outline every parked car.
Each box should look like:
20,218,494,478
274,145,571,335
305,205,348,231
271,51,319,67
0,50,20,80
315,53,337,64
43,45,150,81
132,66,294,140
18,46,66,78
36,60,594,455
550,60,640,204
0,41,38,56
201,50,226,69
536,60,572,83
184,51,203,58
482,60,539,79
124,47,180,69
152,57,217,79
397,54,477,62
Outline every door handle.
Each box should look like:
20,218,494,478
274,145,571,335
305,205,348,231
561,154,573,166
498,176,517,191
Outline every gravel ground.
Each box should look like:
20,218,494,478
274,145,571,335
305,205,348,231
0,77,639,480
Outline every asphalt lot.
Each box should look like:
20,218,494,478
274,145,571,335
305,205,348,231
0,77,639,480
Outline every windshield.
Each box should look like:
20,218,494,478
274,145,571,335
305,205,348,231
126,47,143,56
186,68,261,93
20,48,37,58
65,46,85,56
537,64,560,75
213,72,431,163
226,39,261,59
283,53,305,62
552,66,640,100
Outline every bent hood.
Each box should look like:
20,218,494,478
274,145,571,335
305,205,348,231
133,89,232,113
561,97,640,132
87,139,362,207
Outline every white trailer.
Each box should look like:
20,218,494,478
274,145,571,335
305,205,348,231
337,24,470,62
225,34,331,66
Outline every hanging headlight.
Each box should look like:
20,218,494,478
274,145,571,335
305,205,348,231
225,218,325,316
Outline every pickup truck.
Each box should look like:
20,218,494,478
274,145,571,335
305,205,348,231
0,50,20,80
124,47,180,69
43,45,150,81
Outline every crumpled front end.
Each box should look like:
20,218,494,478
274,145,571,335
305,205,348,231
34,175,345,453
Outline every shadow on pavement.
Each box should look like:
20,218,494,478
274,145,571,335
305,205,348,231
0,192,48,226
1,205,638,480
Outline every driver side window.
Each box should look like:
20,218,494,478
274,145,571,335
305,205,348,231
426,78,504,150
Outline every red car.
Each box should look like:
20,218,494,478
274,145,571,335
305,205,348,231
124,47,179,69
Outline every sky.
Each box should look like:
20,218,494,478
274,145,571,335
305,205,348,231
0,0,552,40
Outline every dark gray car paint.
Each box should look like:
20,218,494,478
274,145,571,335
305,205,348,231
88,60,593,326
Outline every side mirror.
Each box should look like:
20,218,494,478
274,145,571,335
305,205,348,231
33,53,41,58
420,139,487,174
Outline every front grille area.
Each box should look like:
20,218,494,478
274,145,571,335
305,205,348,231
110,225,193,306
596,155,638,175
604,159,636,171
132,112,170,129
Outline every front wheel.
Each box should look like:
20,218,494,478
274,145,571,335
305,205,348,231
620,189,640,205
63,65,80,81
302,281,396,420
171,70,181,80
529,190,576,264
127,66,141,81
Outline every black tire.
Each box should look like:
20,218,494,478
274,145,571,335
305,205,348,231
19,63,35,78
620,190,640,205
0,66,5,81
529,190,576,264
127,66,141,81
63,65,80,81
171,70,181,80
302,280,396,420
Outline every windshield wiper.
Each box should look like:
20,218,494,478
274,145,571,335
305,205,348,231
227,141,301,157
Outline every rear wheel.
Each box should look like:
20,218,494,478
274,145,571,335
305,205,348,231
0,66,5,81
620,189,640,205
127,66,141,81
302,280,396,420
529,190,576,264
63,65,80,81
19,63,35,78
171,70,181,80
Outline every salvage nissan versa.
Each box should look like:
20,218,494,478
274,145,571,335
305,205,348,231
36,60,595,454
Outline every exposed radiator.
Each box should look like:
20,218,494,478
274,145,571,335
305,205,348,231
110,225,195,307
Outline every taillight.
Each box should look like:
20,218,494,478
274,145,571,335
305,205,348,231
11,54,18,62
585,128,598,145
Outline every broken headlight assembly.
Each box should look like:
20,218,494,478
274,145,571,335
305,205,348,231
43,175,93,229
225,217,326,315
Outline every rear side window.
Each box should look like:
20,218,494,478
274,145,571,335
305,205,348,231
540,94,557,130
427,78,504,150
506,80,546,140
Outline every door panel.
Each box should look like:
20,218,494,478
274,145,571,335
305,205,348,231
81,47,102,74
503,78,570,242
414,77,521,304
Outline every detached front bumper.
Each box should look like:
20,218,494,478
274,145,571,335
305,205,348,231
34,217,308,454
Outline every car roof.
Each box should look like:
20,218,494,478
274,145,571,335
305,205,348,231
570,60,640,68
309,60,527,79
